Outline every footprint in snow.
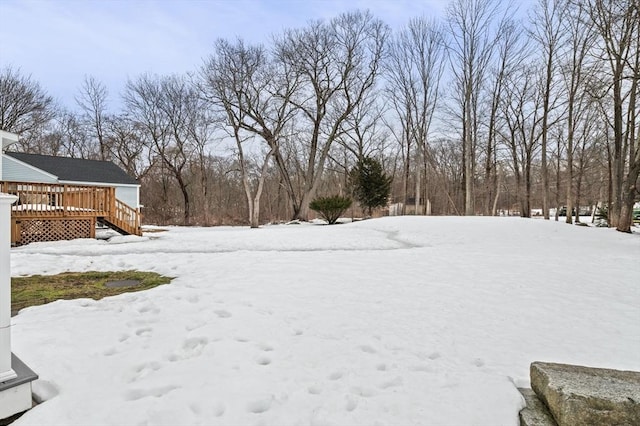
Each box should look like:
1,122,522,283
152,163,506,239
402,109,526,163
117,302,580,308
124,385,179,401
328,371,344,380
345,396,358,412
135,327,153,337
378,376,403,389
214,309,232,318
128,361,162,383
137,304,159,314
255,355,272,366
257,342,274,352
167,337,209,362
473,358,485,367
409,364,433,373
103,347,117,356
246,397,272,414
350,386,376,398
359,345,377,354
308,385,322,395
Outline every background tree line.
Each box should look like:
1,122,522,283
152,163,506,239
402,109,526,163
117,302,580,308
1,0,638,231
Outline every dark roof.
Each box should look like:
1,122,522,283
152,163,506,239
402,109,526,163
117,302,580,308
5,152,139,185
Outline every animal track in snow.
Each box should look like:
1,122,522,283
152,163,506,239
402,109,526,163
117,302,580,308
375,363,387,371
214,309,232,318
428,351,441,360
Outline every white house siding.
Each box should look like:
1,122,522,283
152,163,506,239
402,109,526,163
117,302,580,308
1,155,58,184
115,186,139,209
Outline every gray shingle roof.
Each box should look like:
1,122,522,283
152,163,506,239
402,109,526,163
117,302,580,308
5,152,139,185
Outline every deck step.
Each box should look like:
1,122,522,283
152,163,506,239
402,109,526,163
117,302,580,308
97,217,141,237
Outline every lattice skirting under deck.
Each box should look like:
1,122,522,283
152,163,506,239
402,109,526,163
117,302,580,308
13,217,96,246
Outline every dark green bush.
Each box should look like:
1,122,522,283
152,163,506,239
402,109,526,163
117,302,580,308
349,156,392,216
310,195,352,224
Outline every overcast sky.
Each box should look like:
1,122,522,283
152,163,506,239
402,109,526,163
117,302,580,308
0,0,456,111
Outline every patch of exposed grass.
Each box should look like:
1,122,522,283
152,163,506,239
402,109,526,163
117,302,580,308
11,271,172,315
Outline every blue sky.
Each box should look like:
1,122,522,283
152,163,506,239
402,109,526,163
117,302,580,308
0,0,451,111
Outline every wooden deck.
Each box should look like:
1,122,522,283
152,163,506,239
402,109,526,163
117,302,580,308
0,181,141,245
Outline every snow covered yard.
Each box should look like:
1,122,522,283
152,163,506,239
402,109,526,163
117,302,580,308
9,216,640,426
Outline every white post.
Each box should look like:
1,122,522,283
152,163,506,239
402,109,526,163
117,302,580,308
0,193,17,383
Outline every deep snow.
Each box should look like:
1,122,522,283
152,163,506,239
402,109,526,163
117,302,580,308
8,216,640,425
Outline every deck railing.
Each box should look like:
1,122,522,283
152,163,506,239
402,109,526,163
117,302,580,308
0,181,141,236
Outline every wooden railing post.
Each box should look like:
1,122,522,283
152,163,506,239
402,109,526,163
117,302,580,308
62,184,68,216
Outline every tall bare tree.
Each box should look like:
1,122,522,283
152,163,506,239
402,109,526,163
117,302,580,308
530,0,567,219
500,64,544,217
483,18,526,216
274,10,388,220
560,3,597,224
386,17,446,215
446,0,503,215
201,39,297,227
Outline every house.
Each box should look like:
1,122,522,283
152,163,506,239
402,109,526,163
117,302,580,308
2,152,140,209
0,130,142,245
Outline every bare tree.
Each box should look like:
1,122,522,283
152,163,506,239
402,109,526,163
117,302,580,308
446,0,503,215
499,64,544,217
75,75,110,160
559,3,597,224
274,10,389,220
124,73,206,225
482,18,526,216
0,66,56,150
386,17,446,215
530,0,568,219
583,0,639,232
106,114,155,180
201,38,297,227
